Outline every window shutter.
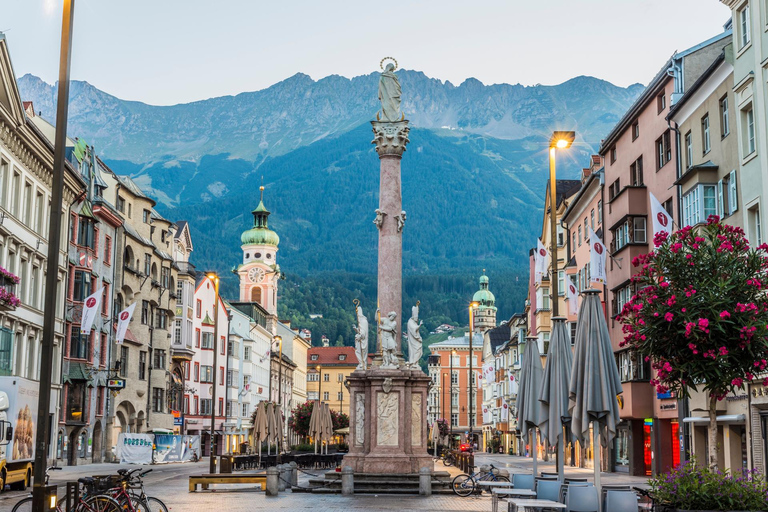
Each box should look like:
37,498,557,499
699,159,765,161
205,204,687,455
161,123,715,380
717,179,724,217
729,170,738,213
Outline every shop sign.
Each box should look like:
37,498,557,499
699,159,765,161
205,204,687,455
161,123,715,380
660,402,677,411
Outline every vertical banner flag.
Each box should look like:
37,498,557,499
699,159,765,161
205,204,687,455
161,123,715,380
482,362,496,384
501,402,509,421
534,239,549,284
115,303,137,344
80,287,104,335
650,192,672,238
482,405,492,425
509,374,519,395
567,279,579,315
589,226,607,284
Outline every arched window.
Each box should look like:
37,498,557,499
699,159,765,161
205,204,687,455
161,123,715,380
124,246,134,270
151,263,158,281
251,287,262,304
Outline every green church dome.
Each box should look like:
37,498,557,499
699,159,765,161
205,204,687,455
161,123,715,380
473,272,496,307
241,187,280,247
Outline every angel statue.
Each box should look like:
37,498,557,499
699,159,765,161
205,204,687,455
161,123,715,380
407,302,424,369
395,211,406,233
373,209,386,230
353,301,368,371
378,309,399,369
378,59,403,122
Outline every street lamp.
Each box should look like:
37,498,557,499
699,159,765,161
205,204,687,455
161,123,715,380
316,364,322,403
450,349,456,438
207,272,220,474
274,335,283,463
34,2,75,507
468,301,479,445
548,131,575,317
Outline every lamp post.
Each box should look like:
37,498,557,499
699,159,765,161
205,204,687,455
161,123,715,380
34,1,75,509
207,272,220,474
441,373,446,428
548,131,575,317
468,302,479,446
450,349,455,438
275,335,283,463
316,364,322,403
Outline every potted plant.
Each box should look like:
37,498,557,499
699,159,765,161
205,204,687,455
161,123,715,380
649,460,768,511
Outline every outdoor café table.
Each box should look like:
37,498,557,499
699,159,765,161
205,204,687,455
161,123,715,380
491,488,536,512
506,498,567,512
476,480,513,489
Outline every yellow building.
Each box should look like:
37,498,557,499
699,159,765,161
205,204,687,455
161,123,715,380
306,346,358,417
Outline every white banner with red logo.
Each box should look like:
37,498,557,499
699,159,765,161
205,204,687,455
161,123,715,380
482,362,496,384
80,287,103,335
588,226,606,284
482,405,492,425
115,303,137,344
650,192,672,238
534,239,549,284
508,374,519,395
501,402,509,422
567,278,579,315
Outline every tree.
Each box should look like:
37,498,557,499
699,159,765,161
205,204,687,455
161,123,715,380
286,401,348,438
618,216,768,469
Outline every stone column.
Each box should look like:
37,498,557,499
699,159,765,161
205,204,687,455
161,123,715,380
371,120,410,360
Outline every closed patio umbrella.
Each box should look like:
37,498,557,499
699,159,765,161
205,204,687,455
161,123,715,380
322,402,333,454
252,401,269,458
538,317,574,480
309,401,321,454
266,402,277,456
568,289,623,501
274,402,285,455
516,336,545,477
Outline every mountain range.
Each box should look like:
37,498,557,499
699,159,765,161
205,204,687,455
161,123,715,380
17,70,643,337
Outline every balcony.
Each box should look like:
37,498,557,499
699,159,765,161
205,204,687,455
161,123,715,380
65,382,88,425
607,186,648,220
0,270,20,311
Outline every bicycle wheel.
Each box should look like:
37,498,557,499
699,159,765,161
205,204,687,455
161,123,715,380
141,497,168,512
442,453,454,466
78,495,122,512
11,497,33,512
451,474,476,497
494,475,510,483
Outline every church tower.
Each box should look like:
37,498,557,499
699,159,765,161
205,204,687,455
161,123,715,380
238,186,280,315
472,271,497,333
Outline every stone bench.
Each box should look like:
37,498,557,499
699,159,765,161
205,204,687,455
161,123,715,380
188,473,267,492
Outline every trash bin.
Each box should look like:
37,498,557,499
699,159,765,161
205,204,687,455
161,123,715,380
219,455,234,473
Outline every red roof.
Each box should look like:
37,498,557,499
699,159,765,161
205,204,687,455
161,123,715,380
307,346,359,366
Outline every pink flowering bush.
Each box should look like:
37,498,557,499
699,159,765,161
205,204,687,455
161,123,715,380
618,216,768,468
285,401,348,438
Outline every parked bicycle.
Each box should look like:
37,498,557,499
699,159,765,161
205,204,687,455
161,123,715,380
103,468,168,512
11,466,121,512
451,463,509,497
441,451,456,466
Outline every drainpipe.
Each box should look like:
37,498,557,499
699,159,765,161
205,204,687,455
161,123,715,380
146,313,154,430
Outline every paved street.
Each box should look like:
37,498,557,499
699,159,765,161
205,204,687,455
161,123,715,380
0,453,650,512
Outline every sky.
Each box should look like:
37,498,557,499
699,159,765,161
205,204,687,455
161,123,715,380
1,0,732,106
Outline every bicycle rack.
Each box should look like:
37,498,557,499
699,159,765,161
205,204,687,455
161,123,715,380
65,482,79,512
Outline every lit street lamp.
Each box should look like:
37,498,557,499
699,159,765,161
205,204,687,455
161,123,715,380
207,272,220,474
548,131,575,317
468,301,479,445
275,335,283,463
450,349,456,440
316,364,322,402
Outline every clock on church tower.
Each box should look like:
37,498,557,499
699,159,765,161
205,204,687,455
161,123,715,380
238,186,280,315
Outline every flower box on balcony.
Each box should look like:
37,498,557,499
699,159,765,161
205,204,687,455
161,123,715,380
0,267,20,311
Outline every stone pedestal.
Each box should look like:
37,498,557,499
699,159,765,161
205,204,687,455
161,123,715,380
342,367,432,473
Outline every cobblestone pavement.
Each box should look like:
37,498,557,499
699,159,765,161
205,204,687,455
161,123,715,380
0,453,651,512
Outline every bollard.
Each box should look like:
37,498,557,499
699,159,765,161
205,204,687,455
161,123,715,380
419,466,432,496
266,466,279,496
277,464,287,491
341,466,354,496
290,461,298,487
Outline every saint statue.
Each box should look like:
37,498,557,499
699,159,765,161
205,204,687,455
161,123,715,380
407,303,423,368
378,62,403,122
378,310,399,368
353,305,369,371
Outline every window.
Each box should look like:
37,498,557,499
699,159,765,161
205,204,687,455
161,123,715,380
720,95,730,137
609,179,620,200
662,199,674,221
323,391,329,401
558,270,565,296
744,106,756,156
141,300,150,325
451,413,458,427
194,362,200,382
152,388,164,413
739,4,751,48
630,156,643,185
0,328,12,375
101,284,109,316
727,170,738,214
72,270,92,302
613,285,633,317
572,232,577,252
610,147,616,164
451,392,459,407
116,196,125,213
244,347,251,361
749,204,763,246
76,217,95,249
616,350,651,382
682,184,717,226
161,267,170,288
120,347,128,377
590,209,595,229
200,365,213,383
155,310,167,330
685,131,693,169
196,300,202,318
612,217,646,252
144,254,151,276
23,181,32,226
597,200,602,224
337,392,344,401
657,131,672,169
143,209,151,224
202,332,213,349
35,191,44,233
701,115,711,154
69,325,89,359
96,387,105,416
632,121,639,140
538,287,551,310
310,354,318,361
323,373,330,382
174,319,182,345
577,225,582,246
200,399,212,416
153,349,166,370
195,329,200,348
657,93,666,113
139,351,146,380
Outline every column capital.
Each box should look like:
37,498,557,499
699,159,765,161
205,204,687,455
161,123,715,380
371,120,410,158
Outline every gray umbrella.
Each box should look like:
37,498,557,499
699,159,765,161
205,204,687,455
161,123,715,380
538,317,573,480
516,335,544,477
568,289,623,496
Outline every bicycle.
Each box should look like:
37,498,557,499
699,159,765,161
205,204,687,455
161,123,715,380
442,451,456,466
11,466,122,512
451,463,510,497
634,486,674,512
103,468,167,512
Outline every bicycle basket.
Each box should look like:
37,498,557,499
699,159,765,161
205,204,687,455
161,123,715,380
85,474,123,493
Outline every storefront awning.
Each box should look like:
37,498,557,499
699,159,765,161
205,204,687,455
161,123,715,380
683,414,746,424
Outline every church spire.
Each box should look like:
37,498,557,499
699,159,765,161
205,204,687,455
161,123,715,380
252,185,271,229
